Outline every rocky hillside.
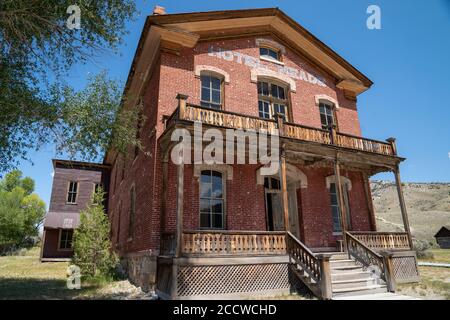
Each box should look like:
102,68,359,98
371,180,450,243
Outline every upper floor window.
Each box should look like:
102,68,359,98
59,229,73,250
67,181,78,204
200,170,224,229
257,80,288,121
319,102,336,130
200,73,222,110
259,46,280,62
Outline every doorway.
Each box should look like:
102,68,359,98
264,177,301,238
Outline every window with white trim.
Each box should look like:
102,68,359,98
257,80,288,121
67,181,78,204
200,170,224,229
200,73,222,110
259,46,280,62
59,229,73,249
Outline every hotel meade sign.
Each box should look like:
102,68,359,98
208,45,327,88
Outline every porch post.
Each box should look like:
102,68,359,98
175,159,184,257
333,158,348,251
393,164,413,249
280,146,290,232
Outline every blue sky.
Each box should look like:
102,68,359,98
16,0,450,208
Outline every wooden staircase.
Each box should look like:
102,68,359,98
329,252,388,297
286,232,395,300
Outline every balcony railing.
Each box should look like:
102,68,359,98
181,230,287,256
166,102,396,156
350,231,411,251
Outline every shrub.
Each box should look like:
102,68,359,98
71,188,118,279
413,239,434,259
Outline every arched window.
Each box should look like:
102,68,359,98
200,170,224,229
259,46,280,62
257,80,289,121
200,73,223,110
319,102,336,130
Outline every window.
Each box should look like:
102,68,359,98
67,181,78,204
257,80,288,121
200,170,224,229
59,229,73,249
259,47,280,61
319,102,335,130
200,74,222,109
128,186,136,238
264,177,280,190
329,183,351,232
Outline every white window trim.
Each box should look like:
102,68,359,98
325,175,352,191
256,164,307,188
193,164,233,180
315,94,340,110
251,67,296,92
256,38,286,54
195,65,230,83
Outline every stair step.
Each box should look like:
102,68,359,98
330,260,357,268
334,293,421,300
331,265,363,271
331,271,373,281
332,278,379,290
332,284,387,297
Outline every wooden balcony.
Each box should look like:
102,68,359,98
180,230,287,256
165,100,396,157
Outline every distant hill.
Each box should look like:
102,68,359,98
370,180,450,243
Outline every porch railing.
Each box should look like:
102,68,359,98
350,231,411,251
181,230,287,256
167,101,395,156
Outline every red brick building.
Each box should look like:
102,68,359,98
46,8,420,298
40,160,109,261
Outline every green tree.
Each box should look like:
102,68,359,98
0,171,45,252
72,188,118,278
0,1,140,172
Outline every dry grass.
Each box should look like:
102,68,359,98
397,266,450,300
0,247,149,300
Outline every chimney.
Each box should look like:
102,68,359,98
153,5,166,15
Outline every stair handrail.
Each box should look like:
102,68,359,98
286,231,320,281
286,232,332,299
345,231,386,281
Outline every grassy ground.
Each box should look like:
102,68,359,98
396,248,450,300
0,247,149,300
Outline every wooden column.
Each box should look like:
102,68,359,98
280,148,290,232
333,159,348,250
175,158,184,257
362,172,377,231
381,251,397,292
393,165,413,249
176,93,188,120
317,254,332,299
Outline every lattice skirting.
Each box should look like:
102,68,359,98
392,252,420,283
156,256,302,299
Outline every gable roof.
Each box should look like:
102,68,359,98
434,226,450,238
124,8,372,105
